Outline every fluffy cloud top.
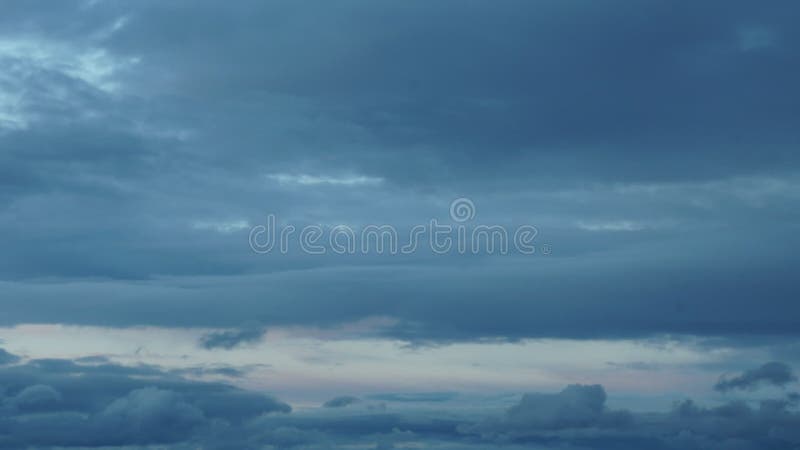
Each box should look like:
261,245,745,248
0,350,797,449
715,361,798,392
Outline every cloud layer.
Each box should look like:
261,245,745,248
0,348,290,448
2,0,799,344
0,348,798,449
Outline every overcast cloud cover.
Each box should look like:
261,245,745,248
1,0,800,448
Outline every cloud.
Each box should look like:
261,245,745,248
1,1,799,447
0,0,797,347
576,220,647,232
0,346,799,449
199,325,267,350
0,347,291,448
192,220,251,234
715,362,798,392
11,384,63,412
457,386,800,449
463,384,633,441
267,173,384,187
323,395,360,408
505,385,632,429
0,348,20,365
94,387,205,445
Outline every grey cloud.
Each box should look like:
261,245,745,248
456,387,800,450
0,348,20,365
5,0,800,447
0,0,799,345
215,381,800,450
88,0,800,184
462,384,633,441
505,385,632,429
10,384,63,412
715,362,797,392
1,347,800,449
3,249,799,342
199,325,267,350
0,348,290,448
93,387,205,446
323,395,360,408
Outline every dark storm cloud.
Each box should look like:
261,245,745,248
715,362,798,392
90,0,800,184
2,249,799,342
1,0,800,344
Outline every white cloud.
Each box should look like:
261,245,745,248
0,37,139,94
0,34,139,130
192,220,251,233
613,175,800,208
267,173,384,187
577,220,647,232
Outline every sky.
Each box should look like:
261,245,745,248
1,0,800,448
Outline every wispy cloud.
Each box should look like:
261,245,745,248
576,220,647,232
267,173,384,187
192,220,251,233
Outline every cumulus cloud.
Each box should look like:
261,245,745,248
505,385,632,429
10,384,63,412
456,384,800,449
715,361,798,392
0,346,799,449
94,387,205,445
0,347,290,448
463,384,633,442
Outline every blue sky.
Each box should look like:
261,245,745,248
1,0,800,448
